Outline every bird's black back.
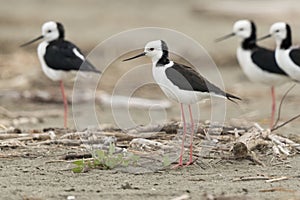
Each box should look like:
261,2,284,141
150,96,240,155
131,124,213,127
44,39,100,73
289,49,300,67
251,46,287,75
165,62,240,101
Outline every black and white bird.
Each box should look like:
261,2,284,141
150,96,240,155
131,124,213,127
257,22,300,82
216,20,290,129
21,21,101,128
123,40,240,167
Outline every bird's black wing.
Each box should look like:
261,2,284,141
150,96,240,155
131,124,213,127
289,48,300,67
165,63,241,101
44,40,101,73
251,47,287,75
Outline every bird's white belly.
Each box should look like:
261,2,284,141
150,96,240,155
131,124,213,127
152,65,210,104
37,42,69,81
237,47,288,86
276,49,300,81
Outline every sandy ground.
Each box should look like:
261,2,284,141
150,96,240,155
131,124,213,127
1,0,300,199
1,146,300,200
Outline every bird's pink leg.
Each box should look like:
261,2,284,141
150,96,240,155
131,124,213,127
60,80,68,128
270,86,275,129
172,103,186,168
186,105,194,166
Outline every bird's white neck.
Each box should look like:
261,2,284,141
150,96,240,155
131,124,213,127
152,60,174,68
275,39,283,49
149,51,163,65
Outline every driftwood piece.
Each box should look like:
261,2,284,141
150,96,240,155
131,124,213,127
27,139,82,146
60,130,173,142
232,129,269,156
230,127,271,166
0,139,26,148
259,187,296,193
129,138,173,151
0,120,299,171
126,122,179,135
0,152,24,158
269,134,300,151
0,133,50,140
171,194,190,200
233,176,270,182
60,153,93,160
265,176,288,183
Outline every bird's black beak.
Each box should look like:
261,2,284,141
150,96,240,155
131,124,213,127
20,35,44,47
215,32,236,42
256,34,272,42
122,52,146,61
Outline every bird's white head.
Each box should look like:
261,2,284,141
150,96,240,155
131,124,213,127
42,21,64,42
20,21,65,47
123,40,169,64
233,20,254,39
144,40,168,63
256,22,292,49
215,19,255,43
269,22,289,42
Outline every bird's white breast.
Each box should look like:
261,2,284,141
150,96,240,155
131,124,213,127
237,47,288,86
37,41,68,81
152,62,210,104
275,48,300,81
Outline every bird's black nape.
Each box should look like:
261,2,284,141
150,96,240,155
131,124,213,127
160,40,168,52
242,20,257,50
56,22,65,39
280,23,292,49
157,40,170,65
160,40,169,59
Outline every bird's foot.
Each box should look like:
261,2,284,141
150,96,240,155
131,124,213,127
185,157,198,166
185,161,194,166
171,162,183,169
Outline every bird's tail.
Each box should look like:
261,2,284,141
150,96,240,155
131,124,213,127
81,60,101,74
226,92,242,104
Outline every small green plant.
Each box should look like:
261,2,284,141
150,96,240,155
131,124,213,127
72,143,140,173
162,155,171,167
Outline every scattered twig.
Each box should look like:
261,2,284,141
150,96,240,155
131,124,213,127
271,113,300,132
265,176,288,183
61,153,92,160
273,84,296,128
247,151,266,166
259,187,296,193
271,160,290,166
27,139,82,146
233,176,270,182
171,194,190,200
0,133,50,140
45,160,67,164
0,120,299,170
